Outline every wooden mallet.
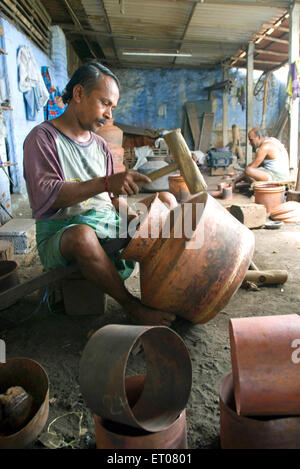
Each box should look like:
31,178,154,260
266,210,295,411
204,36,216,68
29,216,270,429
137,128,208,193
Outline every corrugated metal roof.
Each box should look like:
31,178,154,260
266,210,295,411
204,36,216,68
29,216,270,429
40,0,293,70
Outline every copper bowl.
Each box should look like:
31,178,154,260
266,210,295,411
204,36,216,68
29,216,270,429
0,358,49,449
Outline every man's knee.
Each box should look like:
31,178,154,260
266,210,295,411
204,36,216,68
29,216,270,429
158,191,178,209
60,224,99,259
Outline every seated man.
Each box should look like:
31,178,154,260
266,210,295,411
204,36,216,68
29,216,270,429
235,127,290,183
23,61,176,326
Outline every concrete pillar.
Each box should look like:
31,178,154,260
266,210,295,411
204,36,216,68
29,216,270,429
246,42,254,165
288,2,300,173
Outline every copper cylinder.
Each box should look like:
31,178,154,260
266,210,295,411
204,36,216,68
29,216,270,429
122,192,255,324
220,373,300,449
79,324,192,432
0,358,49,449
168,174,190,202
253,182,285,213
229,314,300,416
93,375,187,449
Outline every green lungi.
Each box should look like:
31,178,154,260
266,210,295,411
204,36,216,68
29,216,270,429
36,208,135,281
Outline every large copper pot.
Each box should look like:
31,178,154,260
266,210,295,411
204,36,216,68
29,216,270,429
220,373,300,449
229,314,300,416
96,119,126,173
121,192,255,324
93,375,187,449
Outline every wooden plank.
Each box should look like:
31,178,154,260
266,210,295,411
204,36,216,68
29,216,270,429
222,67,229,147
185,102,201,150
198,112,214,153
272,106,288,139
0,236,132,310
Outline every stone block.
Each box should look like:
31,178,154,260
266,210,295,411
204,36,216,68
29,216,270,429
0,219,36,254
229,203,267,229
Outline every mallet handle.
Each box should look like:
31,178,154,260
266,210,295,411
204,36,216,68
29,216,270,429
136,162,179,188
163,129,208,193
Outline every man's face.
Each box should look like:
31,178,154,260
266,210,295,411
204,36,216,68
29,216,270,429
248,132,261,151
75,75,119,133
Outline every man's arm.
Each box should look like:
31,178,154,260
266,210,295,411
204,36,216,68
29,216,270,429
247,144,268,169
50,170,152,209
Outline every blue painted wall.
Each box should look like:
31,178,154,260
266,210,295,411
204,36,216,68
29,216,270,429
0,18,68,193
112,66,288,147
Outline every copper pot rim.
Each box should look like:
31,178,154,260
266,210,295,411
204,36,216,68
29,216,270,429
253,182,285,192
93,410,186,439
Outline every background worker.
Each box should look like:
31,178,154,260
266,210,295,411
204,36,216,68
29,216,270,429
23,61,176,326
235,127,290,184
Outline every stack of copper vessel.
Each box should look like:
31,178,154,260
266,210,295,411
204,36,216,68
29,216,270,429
96,118,126,173
79,324,192,449
220,314,300,449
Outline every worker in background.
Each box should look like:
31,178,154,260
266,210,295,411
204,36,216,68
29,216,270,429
235,127,290,183
23,61,176,326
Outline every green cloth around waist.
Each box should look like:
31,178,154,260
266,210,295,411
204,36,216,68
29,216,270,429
36,209,135,281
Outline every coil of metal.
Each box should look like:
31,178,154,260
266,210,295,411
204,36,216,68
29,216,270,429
229,314,300,416
220,373,300,449
79,324,192,432
93,375,188,449
0,358,49,449
121,192,255,324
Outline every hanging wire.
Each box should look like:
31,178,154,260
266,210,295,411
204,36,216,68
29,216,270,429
0,284,54,324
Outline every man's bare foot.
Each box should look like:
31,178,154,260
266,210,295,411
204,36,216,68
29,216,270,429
124,296,176,326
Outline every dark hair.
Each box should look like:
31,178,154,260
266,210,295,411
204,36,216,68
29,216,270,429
61,61,120,104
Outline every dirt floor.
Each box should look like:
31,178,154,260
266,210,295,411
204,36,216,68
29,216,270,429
1,175,300,450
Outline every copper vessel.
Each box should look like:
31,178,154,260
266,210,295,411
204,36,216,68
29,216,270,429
79,324,192,432
253,182,285,213
220,373,300,449
96,119,126,173
0,358,49,449
229,314,300,416
168,174,190,202
93,375,187,449
122,192,255,324
270,201,300,223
